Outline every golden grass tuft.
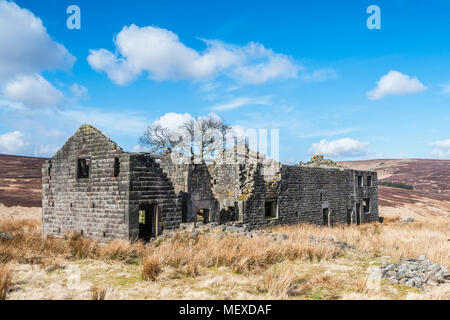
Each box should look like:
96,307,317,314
90,285,107,300
0,263,13,300
258,264,299,299
141,255,162,281
270,217,450,266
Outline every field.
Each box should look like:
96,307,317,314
0,156,449,300
1,216,448,300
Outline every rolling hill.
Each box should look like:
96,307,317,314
0,154,47,207
0,155,448,219
340,159,450,218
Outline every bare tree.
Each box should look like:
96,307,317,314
138,124,182,155
139,115,230,160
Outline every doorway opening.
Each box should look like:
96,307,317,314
347,209,352,225
323,208,329,227
356,203,361,225
228,206,237,221
197,209,209,224
181,200,188,222
363,198,371,214
264,200,277,219
138,204,159,241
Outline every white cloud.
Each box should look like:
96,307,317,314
367,70,427,100
301,68,338,82
308,138,369,158
0,98,28,111
284,158,297,165
298,127,361,139
153,112,195,131
58,107,148,136
0,101,152,156
209,96,271,111
87,25,299,85
70,84,88,100
0,1,75,108
0,131,28,154
0,1,75,77
2,74,63,107
230,42,300,84
151,112,249,140
429,139,450,158
33,144,58,157
131,145,149,152
229,125,251,140
441,82,450,94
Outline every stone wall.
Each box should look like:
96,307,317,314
158,153,219,223
208,163,241,221
128,154,182,239
241,165,378,229
353,170,379,224
42,125,129,241
42,125,379,242
187,164,219,223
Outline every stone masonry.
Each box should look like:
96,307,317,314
42,125,379,242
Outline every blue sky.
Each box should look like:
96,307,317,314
0,0,449,162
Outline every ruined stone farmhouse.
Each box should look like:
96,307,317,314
42,125,379,241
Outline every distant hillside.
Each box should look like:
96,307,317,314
0,154,47,207
340,159,450,218
0,155,449,216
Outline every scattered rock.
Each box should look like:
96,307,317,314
179,222,196,231
189,230,200,238
309,236,355,251
380,256,450,289
0,233,13,240
299,154,345,168
335,240,356,250
221,225,246,234
400,217,414,223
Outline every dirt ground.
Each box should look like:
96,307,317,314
0,204,41,220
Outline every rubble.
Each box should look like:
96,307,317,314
380,255,450,289
309,236,356,251
400,217,414,223
0,233,13,240
299,155,345,169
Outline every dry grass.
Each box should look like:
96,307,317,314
258,264,299,299
1,217,449,269
90,285,107,300
141,255,162,281
0,263,13,300
270,216,450,266
0,219,341,278
295,274,341,299
0,216,448,300
257,265,343,299
0,220,142,265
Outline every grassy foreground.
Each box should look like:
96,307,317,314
0,216,449,300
